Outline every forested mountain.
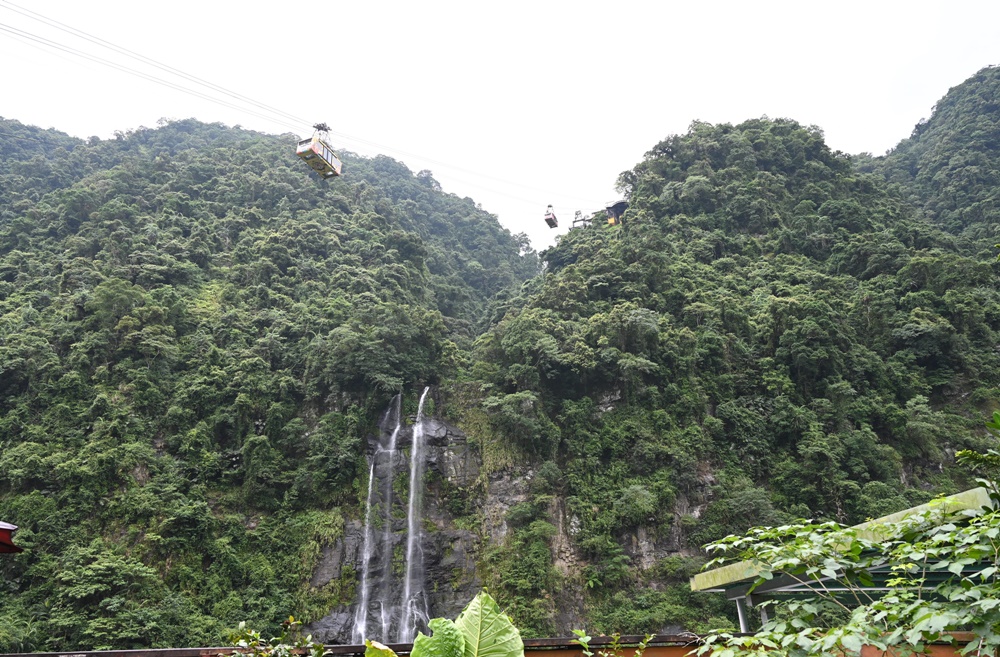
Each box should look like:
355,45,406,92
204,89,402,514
467,108,1000,634
0,117,537,649
877,65,1000,238
3,67,1000,651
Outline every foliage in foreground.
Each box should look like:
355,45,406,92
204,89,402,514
697,448,1000,657
365,591,523,657
227,616,328,657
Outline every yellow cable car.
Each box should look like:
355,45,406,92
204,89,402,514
296,123,343,179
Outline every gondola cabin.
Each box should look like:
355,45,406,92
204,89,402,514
296,135,342,178
544,204,558,228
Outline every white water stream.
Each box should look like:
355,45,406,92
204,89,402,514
350,389,430,643
350,459,377,642
399,387,430,641
350,395,402,644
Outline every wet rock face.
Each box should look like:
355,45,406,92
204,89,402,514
481,469,532,543
309,608,354,645
307,416,482,644
548,496,586,632
307,521,365,642
306,404,718,643
312,520,363,588
421,419,482,623
422,419,479,487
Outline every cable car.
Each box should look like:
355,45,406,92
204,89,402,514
0,521,22,554
296,123,342,179
544,204,558,229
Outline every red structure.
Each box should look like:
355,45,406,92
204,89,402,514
0,521,22,553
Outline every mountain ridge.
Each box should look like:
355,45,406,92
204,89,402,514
3,67,1000,648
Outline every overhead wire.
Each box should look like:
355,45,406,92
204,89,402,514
0,0,314,132
0,18,103,79
317,125,609,207
0,4,609,208
0,2,612,210
0,22,307,135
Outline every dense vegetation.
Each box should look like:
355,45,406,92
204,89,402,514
877,66,1000,238
467,68,1000,634
4,65,1000,650
696,449,1000,657
0,117,537,649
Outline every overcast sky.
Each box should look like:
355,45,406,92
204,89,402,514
1,0,998,249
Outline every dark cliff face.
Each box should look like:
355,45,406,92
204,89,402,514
307,417,482,643
306,406,719,643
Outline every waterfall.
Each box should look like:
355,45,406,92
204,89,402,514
378,395,403,639
400,387,430,642
350,459,377,643
351,395,402,645
351,388,431,644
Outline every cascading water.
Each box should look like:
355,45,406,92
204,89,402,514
378,397,403,640
399,387,430,642
350,389,430,644
351,459,377,643
350,395,402,644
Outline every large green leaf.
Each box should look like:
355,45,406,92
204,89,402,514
366,640,399,657
412,618,466,657
454,592,524,657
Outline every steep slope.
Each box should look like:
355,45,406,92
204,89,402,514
0,118,537,650
877,65,1000,238
464,116,1000,635
6,66,1000,650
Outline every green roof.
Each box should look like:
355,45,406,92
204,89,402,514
690,487,993,595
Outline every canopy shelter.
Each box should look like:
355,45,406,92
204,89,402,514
0,521,22,554
690,488,993,632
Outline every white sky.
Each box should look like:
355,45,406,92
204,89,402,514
1,0,998,250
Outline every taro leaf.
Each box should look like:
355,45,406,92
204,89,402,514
366,640,399,657
412,618,466,657
455,591,524,657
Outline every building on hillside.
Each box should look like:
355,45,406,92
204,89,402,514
606,200,628,225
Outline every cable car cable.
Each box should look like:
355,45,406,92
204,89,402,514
0,7,611,211
0,17,109,79
0,0,315,132
0,22,306,135
0,3,609,207
317,126,607,206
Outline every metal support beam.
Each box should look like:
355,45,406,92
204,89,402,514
745,593,768,627
734,597,749,633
